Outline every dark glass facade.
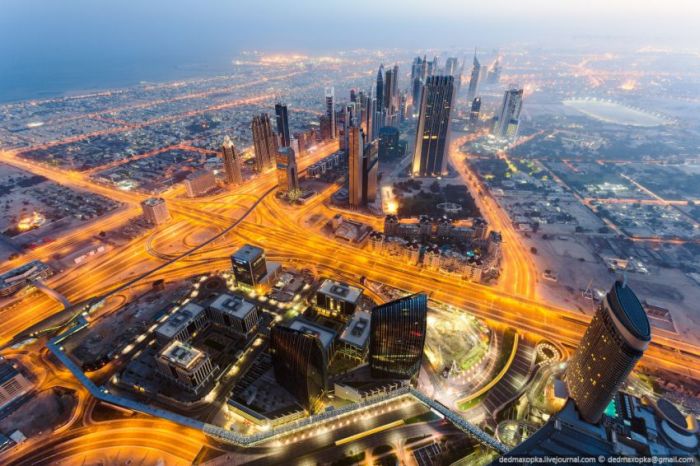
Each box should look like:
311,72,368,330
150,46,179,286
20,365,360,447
369,293,428,379
564,281,651,423
231,245,268,288
270,325,327,412
378,126,401,161
411,75,455,177
275,103,290,148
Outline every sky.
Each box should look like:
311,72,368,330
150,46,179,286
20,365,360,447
1,0,698,101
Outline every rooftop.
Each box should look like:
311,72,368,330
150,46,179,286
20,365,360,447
155,302,205,339
0,361,20,384
317,279,363,305
288,318,337,350
609,281,651,341
339,310,371,348
232,244,265,263
159,340,207,371
210,293,257,319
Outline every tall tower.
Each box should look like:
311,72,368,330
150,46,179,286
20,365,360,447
276,147,299,195
469,97,482,129
564,281,651,424
444,57,459,76
270,325,327,412
362,139,379,205
325,87,336,139
251,113,278,172
411,75,455,177
369,293,428,379
221,135,242,185
467,50,481,102
494,88,524,141
275,103,290,148
348,126,364,208
375,65,385,127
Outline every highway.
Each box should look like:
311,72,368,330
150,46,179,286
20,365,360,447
1,122,700,463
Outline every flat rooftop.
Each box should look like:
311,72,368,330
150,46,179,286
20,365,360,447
232,244,264,264
317,279,363,305
288,318,336,350
159,340,206,371
339,310,371,348
209,293,256,319
0,260,49,285
155,302,205,339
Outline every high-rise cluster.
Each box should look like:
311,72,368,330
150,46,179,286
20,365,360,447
251,113,278,172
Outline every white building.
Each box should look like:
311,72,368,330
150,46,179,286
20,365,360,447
208,294,259,338
155,303,208,345
156,341,217,395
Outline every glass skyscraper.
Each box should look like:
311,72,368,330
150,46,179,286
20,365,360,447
564,280,651,423
411,75,455,177
270,325,328,412
369,293,428,379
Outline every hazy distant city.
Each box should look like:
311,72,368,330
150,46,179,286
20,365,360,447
0,1,699,465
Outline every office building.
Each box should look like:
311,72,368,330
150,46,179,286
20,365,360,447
251,113,278,171
270,323,332,412
444,57,459,76
411,75,455,177
184,169,216,197
221,135,242,185
469,97,482,129
493,88,524,141
208,293,259,338
140,197,170,226
325,87,336,139
348,126,364,208
466,51,481,102
0,361,34,410
496,394,699,462
338,309,372,361
384,65,400,127
155,302,208,345
275,103,290,148
378,126,401,161
369,293,428,379
375,65,384,120
564,281,651,424
487,57,502,84
231,244,268,288
276,146,300,195
156,341,217,395
362,139,379,205
314,278,364,318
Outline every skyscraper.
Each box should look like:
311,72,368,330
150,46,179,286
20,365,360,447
444,57,459,76
493,87,524,141
221,135,242,185
251,113,278,172
369,293,428,379
362,138,379,206
276,146,299,195
487,57,502,84
140,197,170,225
564,280,651,424
469,97,482,129
411,75,455,177
270,325,328,412
347,125,365,209
466,51,481,102
378,126,401,161
325,87,336,139
375,66,385,128
275,103,290,148
383,65,400,127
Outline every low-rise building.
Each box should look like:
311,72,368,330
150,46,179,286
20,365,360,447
314,279,364,319
0,361,34,410
208,293,259,338
337,310,372,361
184,169,217,198
154,303,208,345
156,341,217,395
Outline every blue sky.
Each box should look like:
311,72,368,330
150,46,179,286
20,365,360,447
1,0,697,101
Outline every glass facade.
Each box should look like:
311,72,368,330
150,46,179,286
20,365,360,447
369,293,428,379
